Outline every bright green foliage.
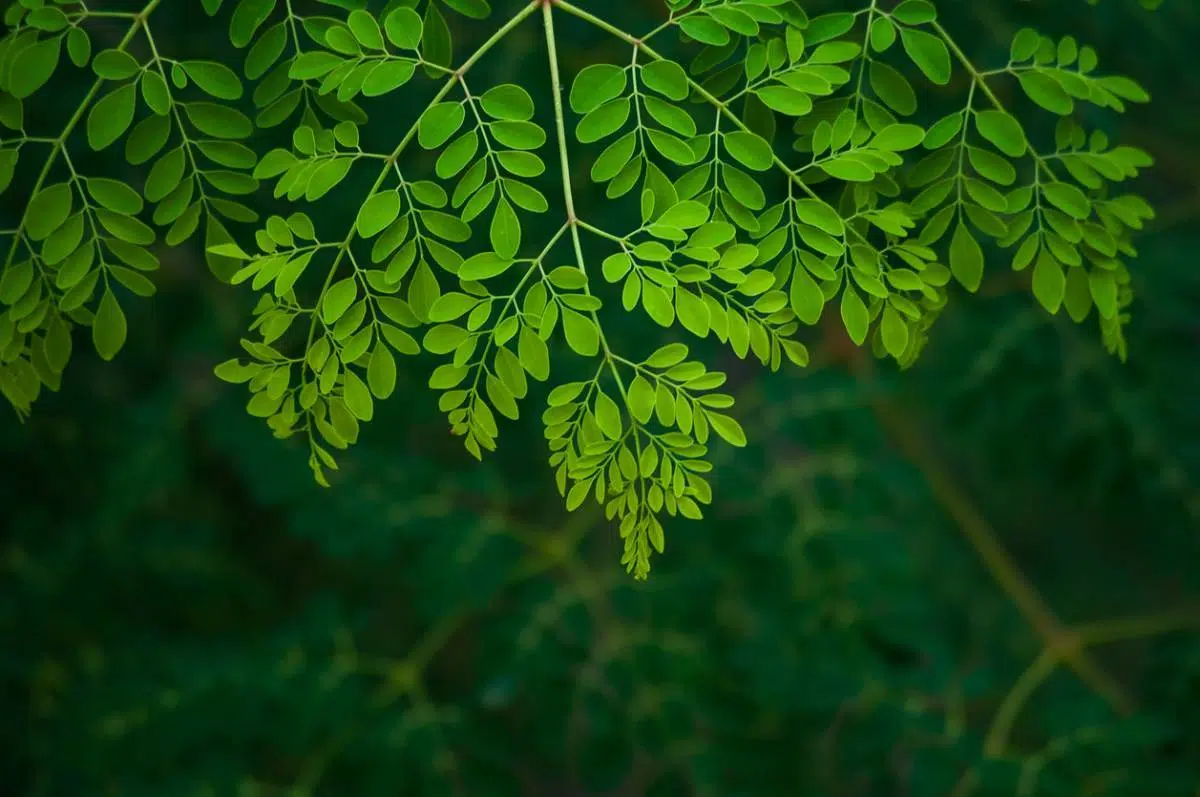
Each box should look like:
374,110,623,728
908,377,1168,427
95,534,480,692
0,0,260,411
0,0,1157,578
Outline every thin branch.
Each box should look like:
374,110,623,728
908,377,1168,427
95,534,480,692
844,347,1136,716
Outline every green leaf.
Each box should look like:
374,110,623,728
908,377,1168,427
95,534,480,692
490,197,520,259
872,123,926,151
298,157,351,201
709,6,759,36
561,308,599,357
0,150,16,193
705,411,747,447
343,372,374,421
139,70,171,115
384,7,423,48
421,1,453,70
428,292,478,322
145,146,187,203
418,102,466,149
577,98,630,143
594,389,623,439
322,277,358,324
459,252,513,281
628,375,655,423
893,0,938,24
680,16,730,46
1032,251,1065,314
840,286,869,345
184,103,253,139
228,0,274,47
1042,182,1091,220
657,200,709,229
10,38,61,99
640,60,689,101
973,110,1027,158
880,304,909,357
87,178,143,215
480,84,534,121
356,191,402,238
290,51,342,80
367,344,397,399
790,269,824,324
647,129,698,165
436,131,479,179
870,61,918,115
1099,75,1150,104
591,133,637,183
900,28,951,85
675,288,710,337
518,325,550,381
361,61,414,97
754,86,812,116
0,261,34,304
92,288,127,361
1018,71,1073,115
1089,270,1118,318
643,95,696,137
125,115,171,166
723,131,774,171
181,60,243,100
25,183,72,241
1063,265,1092,322
496,151,543,178
347,9,384,50
570,63,626,114
490,121,546,150
949,220,984,292
97,208,154,244
443,0,491,19
93,49,140,80
646,343,687,369
87,83,137,151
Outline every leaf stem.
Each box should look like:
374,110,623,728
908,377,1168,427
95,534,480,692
544,0,651,571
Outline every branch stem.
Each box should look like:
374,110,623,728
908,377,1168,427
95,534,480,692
544,1,651,575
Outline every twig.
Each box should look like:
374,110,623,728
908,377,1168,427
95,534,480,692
841,343,1136,716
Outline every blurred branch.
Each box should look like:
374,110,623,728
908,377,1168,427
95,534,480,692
1076,607,1200,645
832,322,1137,717
949,605,1200,795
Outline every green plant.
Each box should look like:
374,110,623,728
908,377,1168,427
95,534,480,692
0,0,1156,577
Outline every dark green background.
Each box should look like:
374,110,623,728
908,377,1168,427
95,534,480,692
2,0,1198,794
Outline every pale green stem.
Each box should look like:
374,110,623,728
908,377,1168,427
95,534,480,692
543,0,649,550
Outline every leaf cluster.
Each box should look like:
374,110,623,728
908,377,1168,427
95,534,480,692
0,0,1157,577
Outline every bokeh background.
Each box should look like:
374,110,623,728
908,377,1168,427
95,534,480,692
3,0,1199,794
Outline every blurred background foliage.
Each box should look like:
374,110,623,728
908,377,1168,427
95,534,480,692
2,0,1199,795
